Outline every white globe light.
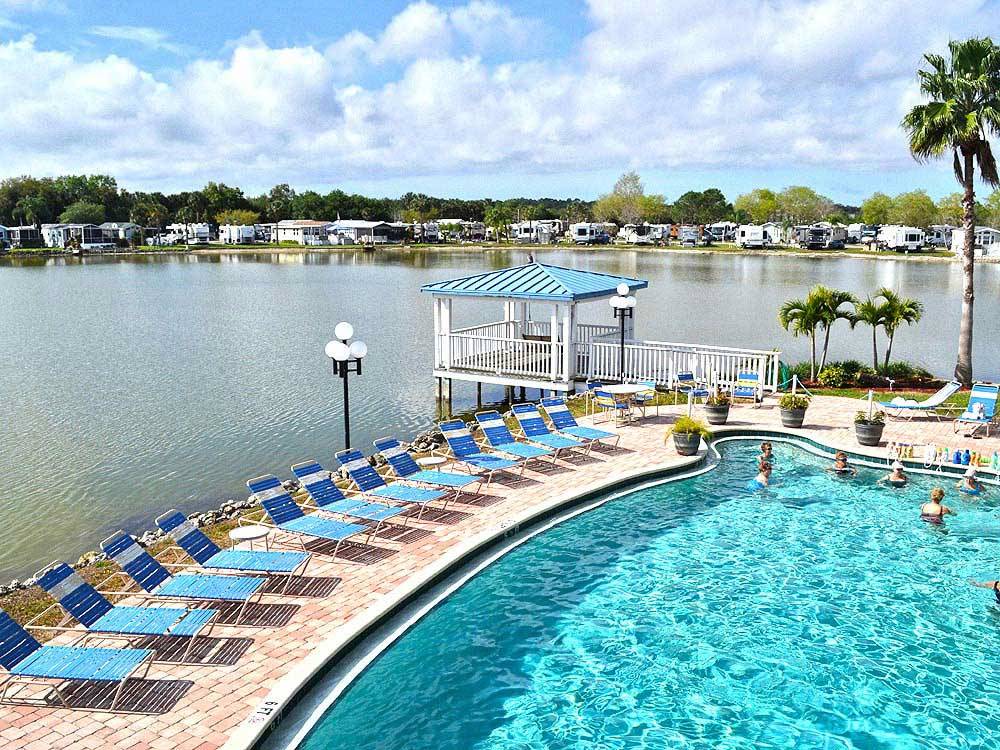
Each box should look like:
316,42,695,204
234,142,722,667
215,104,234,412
349,340,368,359
609,297,620,309
625,295,637,308
334,321,354,341
616,283,630,296
327,341,351,361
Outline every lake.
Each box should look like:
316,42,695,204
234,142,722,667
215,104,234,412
0,248,997,578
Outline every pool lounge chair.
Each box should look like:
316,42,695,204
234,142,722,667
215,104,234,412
539,398,620,447
0,610,154,711
335,450,450,519
879,379,962,420
593,390,631,426
953,383,999,436
34,562,217,662
731,372,761,406
509,404,589,455
373,437,485,493
291,460,411,534
437,420,522,479
247,475,373,556
475,410,556,464
100,532,267,626
155,510,311,594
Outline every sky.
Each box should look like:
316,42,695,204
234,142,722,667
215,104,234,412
1,0,999,204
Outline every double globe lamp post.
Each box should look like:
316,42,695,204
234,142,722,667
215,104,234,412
609,283,636,382
325,322,368,450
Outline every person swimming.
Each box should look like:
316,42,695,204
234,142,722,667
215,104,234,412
957,467,985,495
878,460,908,487
969,578,1000,604
750,461,772,489
757,441,774,465
826,451,857,476
920,487,954,524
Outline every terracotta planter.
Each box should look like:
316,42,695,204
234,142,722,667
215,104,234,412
855,422,885,447
673,432,702,456
703,404,730,425
780,407,806,428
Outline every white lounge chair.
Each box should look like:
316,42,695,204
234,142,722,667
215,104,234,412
878,380,962,420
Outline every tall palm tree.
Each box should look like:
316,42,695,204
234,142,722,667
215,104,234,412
902,37,1000,386
852,296,886,370
878,287,924,370
779,293,824,380
814,286,858,372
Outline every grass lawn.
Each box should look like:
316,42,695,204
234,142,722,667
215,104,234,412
810,387,969,411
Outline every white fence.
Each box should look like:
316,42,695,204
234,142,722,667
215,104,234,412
447,334,565,380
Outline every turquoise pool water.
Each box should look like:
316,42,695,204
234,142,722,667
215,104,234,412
298,440,1000,749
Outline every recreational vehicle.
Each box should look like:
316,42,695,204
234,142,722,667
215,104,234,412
877,225,925,252
846,223,864,243
707,221,738,242
511,221,556,244
928,224,956,247
165,223,212,244
737,224,780,249
951,226,1000,257
218,224,256,244
570,222,610,245
679,225,700,246
616,224,654,245
99,222,141,244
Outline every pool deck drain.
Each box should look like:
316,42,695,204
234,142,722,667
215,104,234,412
2,395,998,750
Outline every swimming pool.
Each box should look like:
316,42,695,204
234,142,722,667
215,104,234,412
293,440,1000,749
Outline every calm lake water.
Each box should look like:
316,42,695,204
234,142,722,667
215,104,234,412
0,248,997,577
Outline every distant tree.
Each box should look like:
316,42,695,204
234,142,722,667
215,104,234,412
263,183,296,222
936,192,965,224
779,293,824,380
813,286,858,372
202,182,247,218
860,192,894,224
889,189,938,227
215,209,260,225
638,194,670,223
59,200,105,224
592,193,624,223
484,204,512,242
852,296,886,370
12,195,49,226
903,36,1000,386
984,189,1000,227
734,188,778,223
878,288,924,369
777,186,833,224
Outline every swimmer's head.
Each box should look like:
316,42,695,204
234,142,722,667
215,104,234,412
930,487,945,502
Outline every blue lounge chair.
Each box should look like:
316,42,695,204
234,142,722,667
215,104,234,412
373,437,485,493
879,379,962,420
731,372,761,406
593,390,631,426
540,397,620,447
34,562,217,662
291,460,411,534
954,383,999,436
247,475,373,557
155,510,310,594
100,532,267,626
335,450,450,518
437,420,522,478
475,410,555,464
673,371,710,404
510,404,588,455
0,610,154,711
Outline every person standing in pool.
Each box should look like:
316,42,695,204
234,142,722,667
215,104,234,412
920,487,954,524
826,451,857,476
758,442,774,465
878,461,908,487
957,467,985,496
751,461,772,489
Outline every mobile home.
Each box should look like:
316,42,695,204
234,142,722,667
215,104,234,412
737,224,779,249
218,224,256,244
616,224,654,245
7,226,41,248
99,221,142,243
165,223,212,244
951,226,1000,257
41,223,114,251
928,224,956,247
877,225,925,252
570,222,610,245
708,221,738,242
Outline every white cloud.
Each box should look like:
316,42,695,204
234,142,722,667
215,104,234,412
0,0,997,194
89,25,186,55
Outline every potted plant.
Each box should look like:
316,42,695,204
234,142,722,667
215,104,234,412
854,409,886,446
703,392,731,425
779,393,810,428
666,416,711,456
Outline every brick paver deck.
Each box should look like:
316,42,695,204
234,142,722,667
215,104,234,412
1,396,997,750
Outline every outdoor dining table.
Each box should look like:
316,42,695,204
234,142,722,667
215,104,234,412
601,383,648,422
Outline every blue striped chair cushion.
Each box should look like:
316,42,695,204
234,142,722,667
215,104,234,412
336,450,388,492
438,421,482,458
89,606,216,637
370,485,445,504
10,645,151,680
408,469,478,488
476,412,518,446
540,398,578,429
156,511,220,565
496,441,550,459
156,574,265,601
291,461,348,508
102,532,171,593
373,438,423,478
0,611,41,669
280,515,368,541
37,563,113,627
527,434,583,449
260,494,306,526
204,549,308,573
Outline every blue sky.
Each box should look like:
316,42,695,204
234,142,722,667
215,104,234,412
1,0,998,203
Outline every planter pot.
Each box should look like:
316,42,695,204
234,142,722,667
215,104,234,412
673,432,702,456
780,407,807,428
703,404,730,425
855,422,885,447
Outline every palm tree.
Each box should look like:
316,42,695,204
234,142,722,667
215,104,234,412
779,293,824,380
852,296,886,370
902,37,1000,386
814,286,858,372
878,287,924,370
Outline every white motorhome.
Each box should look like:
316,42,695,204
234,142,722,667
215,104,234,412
846,223,864,243
166,223,212,244
708,221,737,242
737,224,777,249
877,225,925,252
951,226,1000,257
616,224,654,245
413,222,440,243
570,222,610,245
511,221,556,244
218,224,256,244
928,224,956,247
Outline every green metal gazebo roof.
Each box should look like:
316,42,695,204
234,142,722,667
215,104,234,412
420,263,648,302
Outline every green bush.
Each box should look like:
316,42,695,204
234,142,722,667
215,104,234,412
879,361,933,380
817,365,848,388
706,392,731,406
854,410,885,425
668,416,712,438
779,394,810,410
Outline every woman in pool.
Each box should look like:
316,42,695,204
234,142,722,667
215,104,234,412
826,451,857,476
969,578,1000,604
956,467,985,496
920,487,954,524
757,442,774,465
878,461,908,487
750,461,772,489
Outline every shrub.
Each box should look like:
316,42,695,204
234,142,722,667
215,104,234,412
668,416,712,439
788,361,813,382
706,392,731,407
817,365,848,388
779,394,810,410
854,410,885,425
879,361,933,380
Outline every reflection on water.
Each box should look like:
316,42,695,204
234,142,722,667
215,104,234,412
0,248,996,577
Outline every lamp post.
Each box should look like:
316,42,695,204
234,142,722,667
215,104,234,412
608,283,636,382
325,322,368,450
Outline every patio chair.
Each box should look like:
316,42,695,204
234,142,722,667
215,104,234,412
247,475,373,556
633,379,659,417
593,390,631,426
475,410,555,465
100,532,267,626
291,460,411,534
539,397,620,447
953,382,1000,436
373,437,485,493
510,404,588,455
731,372,761,407
155,510,310,594
0,610,154,711
879,379,962,420
335,449,450,519
673,371,710,404
34,562,217,662
437,420,523,478
585,380,604,415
